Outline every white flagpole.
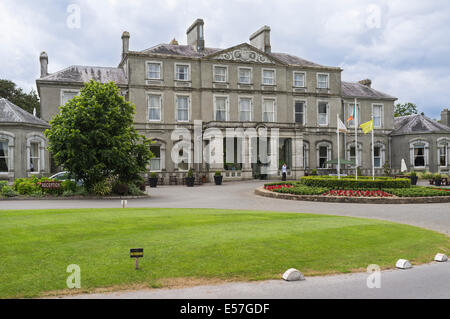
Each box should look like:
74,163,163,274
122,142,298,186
372,118,375,180
337,113,340,180
354,98,358,180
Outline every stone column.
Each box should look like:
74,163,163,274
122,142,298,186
292,133,304,179
241,136,253,179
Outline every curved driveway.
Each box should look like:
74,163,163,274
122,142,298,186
2,180,449,234
6,180,447,299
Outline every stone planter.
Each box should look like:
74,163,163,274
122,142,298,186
186,177,195,187
214,175,223,185
435,179,442,187
148,177,158,188
410,176,418,185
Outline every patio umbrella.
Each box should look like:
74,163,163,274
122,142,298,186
401,158,407,172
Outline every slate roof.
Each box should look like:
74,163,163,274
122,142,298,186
269,52,325,68
392,114,450,135
141,43,330,68
141,44,221,57
39,66,127,85
342,81,396,100
0,98,49,126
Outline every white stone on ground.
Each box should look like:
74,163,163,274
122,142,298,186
282,268,305,281
434,253,448,262
396,259,412,269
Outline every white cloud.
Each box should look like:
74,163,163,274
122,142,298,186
0,0,449,117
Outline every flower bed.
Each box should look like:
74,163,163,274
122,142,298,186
264,184,294,191
383,186,450,197
262,181,450,203
300,176,410,189
323,189,393,197
264,183,328,196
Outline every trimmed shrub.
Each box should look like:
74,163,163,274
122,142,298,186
149,172,158,179
1,185,18,197
0,181,7,190
15,179,39,195
384,186,450,197
91,180,112,196
128,183,144,196
299,176,410,189
274,184,330,196
112,182,129,195
61,180,77,193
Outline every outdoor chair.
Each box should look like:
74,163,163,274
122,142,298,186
169,175,177,185
178,174,186,185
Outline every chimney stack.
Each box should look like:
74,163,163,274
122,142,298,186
250,26,271,53
39,52,48,78
358,79,372,87
441,108,450,127
186,19,204,52
121,31,130,59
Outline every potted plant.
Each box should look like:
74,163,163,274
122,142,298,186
214,171,223,185
148,172,158,188
434,173,442,187
185,168,195,187
383,162,391,176
410,170,418,185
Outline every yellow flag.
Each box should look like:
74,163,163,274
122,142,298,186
360,119,373,134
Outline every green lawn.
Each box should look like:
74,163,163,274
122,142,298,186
0,208,448,298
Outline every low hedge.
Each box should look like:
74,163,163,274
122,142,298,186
300,176,410,189
384,186,450,197
274,185,330,196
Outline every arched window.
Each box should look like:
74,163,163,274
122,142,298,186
0,131,15,173
346,142,362,167
437,137,450,168
149,139,166,172
26,133,46,173
409,139,429,168
316,141,332,168
372,142,386,168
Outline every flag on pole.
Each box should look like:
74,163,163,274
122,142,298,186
337,117,348,133
360,119,374,134
347,104,355,122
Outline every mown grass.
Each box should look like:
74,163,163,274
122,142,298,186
0,208,448,298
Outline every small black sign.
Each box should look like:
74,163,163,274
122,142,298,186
130,248,144,258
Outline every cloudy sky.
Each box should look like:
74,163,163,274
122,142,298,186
1,0,450,118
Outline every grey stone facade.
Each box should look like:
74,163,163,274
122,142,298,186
0,98,50,182
34,19,450,181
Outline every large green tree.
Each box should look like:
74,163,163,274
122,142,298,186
394,102,418,117
45,80,154,191
0,79,40,116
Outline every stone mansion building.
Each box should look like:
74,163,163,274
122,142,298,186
13,18,447,182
